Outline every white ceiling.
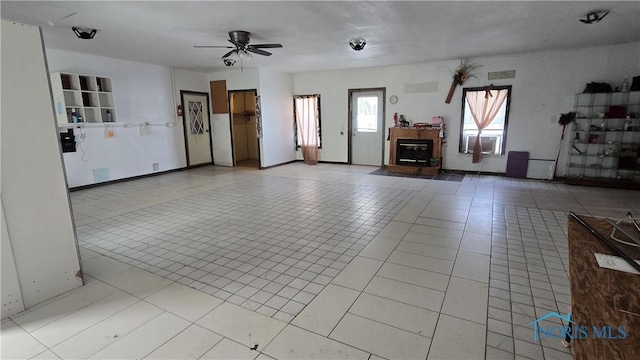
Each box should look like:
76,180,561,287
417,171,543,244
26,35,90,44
2,1,639,73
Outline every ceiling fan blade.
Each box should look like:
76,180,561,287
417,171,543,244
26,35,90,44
249,44,283,49
47,11,77,26
228,38,244,48
59,12,78,21
194,45,234,48
222,49,237,58
246,48,272,56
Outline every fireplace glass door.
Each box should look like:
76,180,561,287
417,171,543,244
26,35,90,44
396,139,433,166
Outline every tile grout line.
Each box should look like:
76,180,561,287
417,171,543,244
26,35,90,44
322,213,414,357
422,191,465,360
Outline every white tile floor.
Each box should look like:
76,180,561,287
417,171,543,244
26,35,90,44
3,163,640,359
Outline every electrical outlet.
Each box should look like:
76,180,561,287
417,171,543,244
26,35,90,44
152,163,159,171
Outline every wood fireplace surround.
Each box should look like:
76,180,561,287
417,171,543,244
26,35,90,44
388,128,442,175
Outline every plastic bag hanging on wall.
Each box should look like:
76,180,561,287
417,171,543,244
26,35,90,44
139,122,150,136
104,125,115,138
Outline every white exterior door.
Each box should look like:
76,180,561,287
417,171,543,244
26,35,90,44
351,90,384,166
183,93,212,166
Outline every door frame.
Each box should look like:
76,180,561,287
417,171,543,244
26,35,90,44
347,87,387,165
227,89,260,168
180,90,214,167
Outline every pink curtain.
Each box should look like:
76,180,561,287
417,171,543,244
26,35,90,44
466,87,508,163
295,96,319,165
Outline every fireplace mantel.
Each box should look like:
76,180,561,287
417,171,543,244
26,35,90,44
388,128,442,175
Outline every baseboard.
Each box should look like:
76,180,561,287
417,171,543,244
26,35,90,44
259,159,348,169
186,163,214,169
68,164,211,191
259,159,298,170
318,160,350,165
290,159,350,165
440,169,503,176
440,168,565,182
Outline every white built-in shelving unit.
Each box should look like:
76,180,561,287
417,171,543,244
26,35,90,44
50,72,115,125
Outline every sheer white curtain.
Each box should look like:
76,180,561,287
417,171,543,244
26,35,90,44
466,87,508,163
295,96,319,165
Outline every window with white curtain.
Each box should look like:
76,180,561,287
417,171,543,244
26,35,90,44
293,94,321,148
459,85,512,155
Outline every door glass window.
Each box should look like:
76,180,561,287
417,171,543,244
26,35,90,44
356,96,378,132
189,100,204,134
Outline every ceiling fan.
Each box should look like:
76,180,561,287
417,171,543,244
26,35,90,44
195,30,283,62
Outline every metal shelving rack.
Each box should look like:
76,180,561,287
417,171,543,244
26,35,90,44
566,91,640,188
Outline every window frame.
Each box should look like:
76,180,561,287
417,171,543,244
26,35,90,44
458,85,512,155
293,94,322,149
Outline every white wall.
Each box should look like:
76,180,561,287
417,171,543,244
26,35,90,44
207,69,260,166
1,20,81,315
46,49,192,187
293,42,640,176
258,69,296,167
1,199,23,317
172,68,210,103
294,69,389,163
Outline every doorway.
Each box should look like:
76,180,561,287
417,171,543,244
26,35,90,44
180,91,213,166
229,90,260,168
348,88,386,166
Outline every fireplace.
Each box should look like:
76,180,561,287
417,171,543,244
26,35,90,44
396,139,433,166
388,128,442,175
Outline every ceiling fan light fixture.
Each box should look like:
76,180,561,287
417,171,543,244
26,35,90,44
226,51,240,62
238,50,252,60
72,26,98,39
349,38,366,51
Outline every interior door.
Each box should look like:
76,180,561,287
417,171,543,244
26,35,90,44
183,92,212,166
351,90,384,166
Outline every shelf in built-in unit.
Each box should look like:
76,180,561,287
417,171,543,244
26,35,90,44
51,72,116,124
